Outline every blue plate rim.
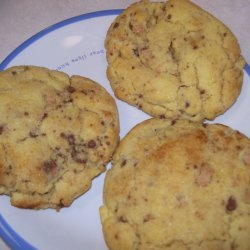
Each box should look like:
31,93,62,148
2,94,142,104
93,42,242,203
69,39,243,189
245,63,250,76
0,9,122,250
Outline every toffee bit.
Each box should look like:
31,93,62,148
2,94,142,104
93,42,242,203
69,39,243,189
195,163,213,187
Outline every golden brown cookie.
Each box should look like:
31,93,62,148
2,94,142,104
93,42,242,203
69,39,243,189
105,0,245,121
0,65,119,210
100,118,250,250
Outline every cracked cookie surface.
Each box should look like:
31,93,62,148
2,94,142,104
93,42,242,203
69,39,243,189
105,0,245,121
100,119,250,250
0,65,119,210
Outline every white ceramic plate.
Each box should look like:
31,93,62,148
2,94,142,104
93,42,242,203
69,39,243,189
0,10,249,250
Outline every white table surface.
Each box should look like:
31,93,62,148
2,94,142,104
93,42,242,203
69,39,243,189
0,0,249,249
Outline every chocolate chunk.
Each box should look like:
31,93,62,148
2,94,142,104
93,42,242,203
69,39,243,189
72,155,87,164
87,140,96,148
71,147,86,164
43,160,57,175
200,89,206,95
169,41,176,60
66,86,76,93
121,159,127,167
29,131,38,138
63,98,73,104
113,22,119,29
81,90,88,95
0,125,4,135
60,133,75,145
133,48,139,57
143,214,154,223
129,22,133,30
171,120,176,126
118,216,128,223
226,196,237,212
71,150,87,164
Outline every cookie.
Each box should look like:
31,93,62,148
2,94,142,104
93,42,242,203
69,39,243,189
0,65,119,210
100,119,250,250
105,0,245,121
